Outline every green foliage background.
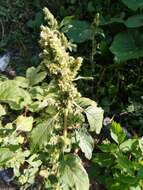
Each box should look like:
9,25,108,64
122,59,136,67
0,0,143,189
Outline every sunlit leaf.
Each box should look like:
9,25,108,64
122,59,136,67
110,121,126,144
0,148,14,165
85,105,104,134
0,104,6,116
0,80,31,110
76,128,94,159
26,67,47,86
59,154,89,190
16,115,33,132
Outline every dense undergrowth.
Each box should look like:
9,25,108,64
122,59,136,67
0,0,143,190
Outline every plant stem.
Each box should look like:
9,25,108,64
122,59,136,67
91,13,100,99
63,107,68,138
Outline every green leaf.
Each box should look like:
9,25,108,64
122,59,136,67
30,119,55,151
116,153,134,174
121,0,143,11
16,115,33,132
0,148,14,165
120,139,137,152
130,186,141,190
117,175,138,185
26,67,47,86
125,15,143,28
15,76,29,88
61,20,92,43
99,143,118,153
0,80,31,110
76,128,94,159
110,31,143,62
139,137,143,153
110,121,126,144
0,104,6,116
85,105,104,134
59,154,89,190
77,97,97,109
92,153,115,167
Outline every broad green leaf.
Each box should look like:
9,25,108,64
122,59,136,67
15,76,29,88
29,86,44,100
121,0,143,11
59,154,89,190
85,105,104,134
77,97,97,109
125,15,143,28
0,104,6,116
26,67,47,86
110,31,143,62
0,148,14,164
110,121,126,144
0,80,31,110
30,119,55,151
16,115,33,132
76,128,94,159
61,20,92,43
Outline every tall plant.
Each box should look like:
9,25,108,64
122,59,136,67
0,7,103,189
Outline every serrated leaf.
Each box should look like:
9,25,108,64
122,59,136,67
85,105,104,134
111,121,126,144
110,31,143,62
116,153,134,174
121,0,143,11
76,128,94,159
0,104,6,116
16,115,33,132
110,121,126,144
59,154,89,190
117,175,138,185
120,139,137,152
125,15,143,28
26,67,47,86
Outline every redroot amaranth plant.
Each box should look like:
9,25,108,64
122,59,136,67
0,8,103,189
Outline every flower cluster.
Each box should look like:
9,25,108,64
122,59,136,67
40,8,82,104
